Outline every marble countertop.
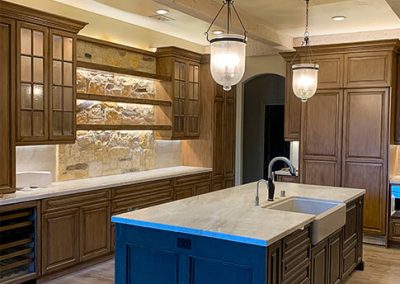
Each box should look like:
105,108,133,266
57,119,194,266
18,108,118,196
390,176,400,185
0,166,212,206
112,182,365,247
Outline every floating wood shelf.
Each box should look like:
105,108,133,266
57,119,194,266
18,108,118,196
76,124,172,131
77,61,171,81
77,93,172,107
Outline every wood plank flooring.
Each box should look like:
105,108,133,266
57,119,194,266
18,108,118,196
44,245,400,284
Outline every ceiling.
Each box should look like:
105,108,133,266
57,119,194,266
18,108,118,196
231,0,400,37
54,0,400,53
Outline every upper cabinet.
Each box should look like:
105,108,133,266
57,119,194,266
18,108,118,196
0,1,86,145
157,47,202,139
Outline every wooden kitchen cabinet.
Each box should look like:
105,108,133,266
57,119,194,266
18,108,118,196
173,172,212,200
42,190,111,275
42,208,80,274
0,17,15,195
0,1,86,145
344,51,392,88
342,88,389,235
157,47,202,139
80,202,110,262
300,90,343,187
283,59,302,141
284,40,398,238
212,86,236,190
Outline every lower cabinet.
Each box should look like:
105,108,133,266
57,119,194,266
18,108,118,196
42,190,111,275
42,208,80,275
80,202,110,262
276,175,300,183
173,173,212,200
268,197,363,284
311,230,342,284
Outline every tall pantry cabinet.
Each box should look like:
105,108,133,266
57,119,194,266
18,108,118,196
282,40,400,238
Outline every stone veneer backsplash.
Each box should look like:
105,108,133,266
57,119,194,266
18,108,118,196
77,68,156,99
77,100,155,125
56,131,156,181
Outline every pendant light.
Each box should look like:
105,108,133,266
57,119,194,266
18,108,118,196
291,0,319,102
205,0,247,91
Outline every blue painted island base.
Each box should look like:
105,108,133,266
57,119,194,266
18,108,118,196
114,223,268,284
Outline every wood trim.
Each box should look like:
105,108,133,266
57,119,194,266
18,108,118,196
0,0,87,33
281,39,400,59
76,124,172,131
77,61,171,81
156,46,202,62
77,35,155,57
76,93,172,106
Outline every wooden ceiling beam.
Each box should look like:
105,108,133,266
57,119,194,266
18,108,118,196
153,0,294,51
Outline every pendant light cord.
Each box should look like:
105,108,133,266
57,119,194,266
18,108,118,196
290,0,315,65
205,0,248,42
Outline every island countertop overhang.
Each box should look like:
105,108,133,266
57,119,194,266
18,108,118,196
112,182,366,247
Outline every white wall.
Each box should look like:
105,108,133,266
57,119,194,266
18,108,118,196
235,54,287,185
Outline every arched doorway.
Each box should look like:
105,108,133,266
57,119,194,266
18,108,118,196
242,74,290,183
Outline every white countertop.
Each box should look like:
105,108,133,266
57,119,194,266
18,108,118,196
390,175,400,185
113,182,365,247
0,166,212,206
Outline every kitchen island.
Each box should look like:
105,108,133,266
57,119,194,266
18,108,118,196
112,182,365,284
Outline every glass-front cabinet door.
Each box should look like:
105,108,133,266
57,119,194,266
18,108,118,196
50,30,76,141
186,62,200,137
17,22,48,143
173,60,186,138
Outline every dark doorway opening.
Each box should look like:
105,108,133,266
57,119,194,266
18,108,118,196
263,105,290,178
242,74,290,183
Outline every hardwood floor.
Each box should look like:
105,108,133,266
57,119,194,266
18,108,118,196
44,245,400,284
344,245,400,284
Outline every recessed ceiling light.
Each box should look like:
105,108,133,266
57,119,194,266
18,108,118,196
212,30,223,35
332,16,346,21
156,9,169,15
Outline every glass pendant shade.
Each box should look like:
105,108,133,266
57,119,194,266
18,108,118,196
292,63,319,102
210,34,246,91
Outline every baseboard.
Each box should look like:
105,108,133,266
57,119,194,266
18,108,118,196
37,253,114,283
363,234,386,246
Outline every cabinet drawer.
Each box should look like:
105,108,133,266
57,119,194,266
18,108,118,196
276,175,300,183
111,179,173,199
174,173,211,186
112,188,173,214
42,190,110,212
174,185,194,200
195,182,211,195
283,226,311,257
283,259,310,284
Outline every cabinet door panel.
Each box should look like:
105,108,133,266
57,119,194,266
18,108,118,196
329,232,342,284
213,97,224,179
313,54,344,89
343,89,388,161
284,62,302,141
311,241,328,284
0,19,14,193
49,30,76,142
343,162,386,235
42,208,79,275
302,90,342,158
17,22,48,143
344,51,391,88
80,202,111,262
302,160,340,186
224,96,236,177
